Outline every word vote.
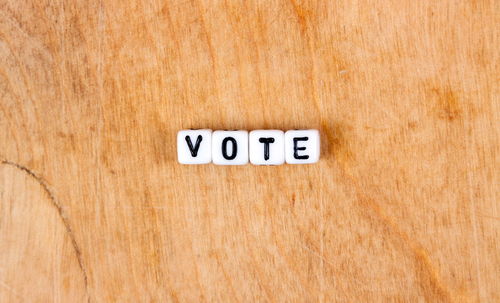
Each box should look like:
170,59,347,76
177,129,320,165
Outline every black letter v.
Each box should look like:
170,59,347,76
185,135,203,157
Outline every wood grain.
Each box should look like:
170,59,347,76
0,0,498,302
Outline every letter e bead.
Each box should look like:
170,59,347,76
285,129,320,164
177,129,212,164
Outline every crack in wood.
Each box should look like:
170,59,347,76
0,160,90,302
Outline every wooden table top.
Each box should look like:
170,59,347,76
0,0,498,302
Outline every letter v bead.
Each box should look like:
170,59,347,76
177,129,212,164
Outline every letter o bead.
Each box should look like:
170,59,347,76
212,130,249,165
177,129,213,164
284,129,320,164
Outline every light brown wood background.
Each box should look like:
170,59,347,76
0,0,498,302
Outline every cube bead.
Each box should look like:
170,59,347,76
212,130,249,165
177,129,213,164
284,129,320,164
249,130,285,165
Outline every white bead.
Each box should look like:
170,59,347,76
212,130,249,165
177,129,212,164
285,129,320,164
249,130,285,165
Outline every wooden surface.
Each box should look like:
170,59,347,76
0,0,498,302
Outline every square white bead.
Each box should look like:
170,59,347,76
177,129,212,164
249,130,285,165
212,130,249,165
285,129,320,164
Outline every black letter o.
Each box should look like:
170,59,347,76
222,137,237,160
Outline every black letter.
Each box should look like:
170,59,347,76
258,138,275,160
293,137,309,159
185,135,203,157
222,137,237,160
